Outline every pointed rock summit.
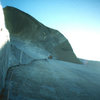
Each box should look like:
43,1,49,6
1,6,100,100
3,6,81,64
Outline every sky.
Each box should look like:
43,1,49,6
1,0,100,61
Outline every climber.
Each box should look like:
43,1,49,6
48,55,53,59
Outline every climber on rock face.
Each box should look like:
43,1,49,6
48,55,53,59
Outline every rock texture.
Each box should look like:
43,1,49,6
0,6,100,100
2,60,100,100
3,6,81,64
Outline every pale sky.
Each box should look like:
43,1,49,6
1,0,100,61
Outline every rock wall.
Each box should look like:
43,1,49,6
3,6,82,64
0,5,10,93
0,5,82,94
2,59,100,100
1,5,100,100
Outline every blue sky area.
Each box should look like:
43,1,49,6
1,0,100,61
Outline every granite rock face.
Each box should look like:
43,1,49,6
1,6,100,100
3,60,100,100
3,6,81,64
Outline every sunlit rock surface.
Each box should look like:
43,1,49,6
3,60,100,100
0,6,100,100
0,5,10,93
